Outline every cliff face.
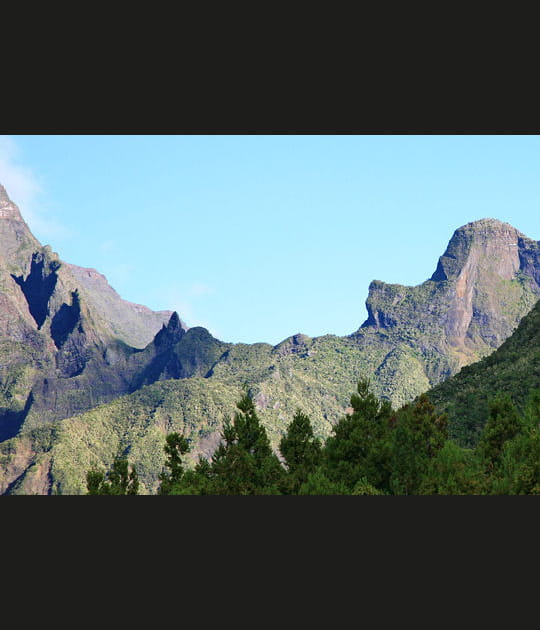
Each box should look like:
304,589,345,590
0,184,182,439
356,219,540,403
427,298,540,447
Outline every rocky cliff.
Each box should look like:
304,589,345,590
0,184,182,440
354,218,540,405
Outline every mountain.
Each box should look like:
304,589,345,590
352,218,540,402
1,184,539,493
0,184,181,440
427,297,540,447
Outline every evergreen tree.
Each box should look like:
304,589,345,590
419,441,488,495
477,394,523,466
389,394,448,495
86,456,139,495
279,410,322,493
298,470,348,495
351,477,385,495
86,470,106,495
158,432,191,495
205,392,286,494
491,390,540,494
322,378,393,492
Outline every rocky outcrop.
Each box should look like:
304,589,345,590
128,313,230,390
0,184,187,437
65,263,181,349
356,218,540,404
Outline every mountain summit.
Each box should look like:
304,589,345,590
357,218,540,403
430,218,527,282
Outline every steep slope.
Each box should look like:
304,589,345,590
65,263,177,350
427,298,540,447
0,184,182,439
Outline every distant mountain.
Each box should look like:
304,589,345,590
1,182,539,493
427,297,540,447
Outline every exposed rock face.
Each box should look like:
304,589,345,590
0,184,186,438
65,263,182,349
357,218,540,404
0,184,41,274
428,297,540,446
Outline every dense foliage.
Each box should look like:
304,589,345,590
105,378,537,496
86,457,139,495
428,299,540,447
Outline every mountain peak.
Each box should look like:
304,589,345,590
0,183,24,221
463,217,519,230
360,217,540,372
153,311,187,348
167,311,182,331
430,218,528,283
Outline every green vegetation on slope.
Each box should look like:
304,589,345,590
428,299,540,447
118,380,540,495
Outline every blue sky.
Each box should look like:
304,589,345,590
1,134,539,345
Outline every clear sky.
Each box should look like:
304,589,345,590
1,135,539,345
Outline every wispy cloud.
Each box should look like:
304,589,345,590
0,136,42,210
0,135,75,243
189,282,215,297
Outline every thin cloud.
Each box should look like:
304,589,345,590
189,282,215,296
0,135,75,243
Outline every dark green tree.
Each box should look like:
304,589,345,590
279,410,322,493
491,390,540,494
205,392,286,494
158,432,191,495
419,441,488,495
298,470,348,495
322,378,393,492
86,456,139,495
389,394,448,495
476,394,523,466
86,470,107,495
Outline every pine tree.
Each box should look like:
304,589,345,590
419,441,488,495
477,394,523,466
298,470,348,495
389,394,448,495
279,410,322,493
206,392,286,494
158,432,191,495
322,378,393,492
86,456,139,495
491,390,540,494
